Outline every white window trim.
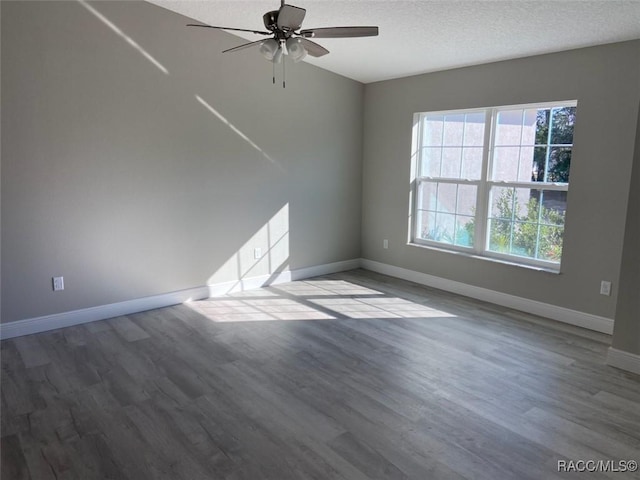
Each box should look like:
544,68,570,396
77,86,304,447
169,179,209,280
409,100,577,272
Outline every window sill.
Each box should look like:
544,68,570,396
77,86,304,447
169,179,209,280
407,242,561,275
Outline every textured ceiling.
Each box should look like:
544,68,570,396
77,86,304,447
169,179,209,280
147,0,640,83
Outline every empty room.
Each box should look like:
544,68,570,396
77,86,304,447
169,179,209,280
1,1,640,478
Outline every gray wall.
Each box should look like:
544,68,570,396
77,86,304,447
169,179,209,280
2,0,638,347
612,103,640,355
1,1,364,323
362,41,640,319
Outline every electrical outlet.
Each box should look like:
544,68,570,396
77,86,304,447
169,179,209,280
254,247,262,259
383,239,389,249
52,276,64,291
600,280,612,296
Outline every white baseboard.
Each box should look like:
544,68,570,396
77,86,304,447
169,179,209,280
0,259,360,340
607,347,640,375
1,257,613,339
0,286,211,340
206,259,361,296
360,258,614,335
290,259,361,281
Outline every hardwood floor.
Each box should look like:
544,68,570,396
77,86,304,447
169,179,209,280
2,269,639,479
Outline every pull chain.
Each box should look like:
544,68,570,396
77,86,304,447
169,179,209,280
282,57,286,88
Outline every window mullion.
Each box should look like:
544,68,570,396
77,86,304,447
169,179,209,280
544,108,554,182
509,187,516,254
535,191,543,259
486,180,568,191
474,109,494,255
412,115,425,242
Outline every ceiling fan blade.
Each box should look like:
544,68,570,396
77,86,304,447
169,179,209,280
222,40,266,54
299,26,379,38
187,24,270,35
277,4,306,31
299,38,329,57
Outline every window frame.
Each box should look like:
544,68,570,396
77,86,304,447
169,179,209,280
410,100,577,271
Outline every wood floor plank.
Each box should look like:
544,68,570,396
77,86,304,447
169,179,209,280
328,431,408,480
0,434,31,480
216,360,347,442
67,433,131,480
524,406,640,460
108,316,151,343
13,335,51,368
19,433,60,480
1,341,47,417
2,269,640,479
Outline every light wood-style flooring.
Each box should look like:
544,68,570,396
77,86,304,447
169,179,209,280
2,269,640,479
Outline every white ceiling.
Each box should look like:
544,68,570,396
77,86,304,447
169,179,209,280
147,0,640,83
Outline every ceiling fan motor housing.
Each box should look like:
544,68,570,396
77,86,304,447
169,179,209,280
263,11,279,31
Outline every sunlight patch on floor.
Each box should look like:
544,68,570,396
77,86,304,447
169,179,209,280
185,278,456,323
186,297,335,322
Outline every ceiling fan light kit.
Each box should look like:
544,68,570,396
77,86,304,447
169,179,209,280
259,38,281,62
187,1,379,86
286,38,307,63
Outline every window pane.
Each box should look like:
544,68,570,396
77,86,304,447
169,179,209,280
490,187,515,220
488,219,512,253
423,115,443,146
550,107,576,145
492,147,520,181
535,109,550,145
443,114,465,146
547,147,571,183
434,213,456,244
461,147,483,179
436,183,457,213
538,225,564,262
463,113,485,146
441,148,462,178
533,146,547,182
511,221,538,258
540,190,567,225
417,181,437,211
495,110,523,146
457,185,477,216
421,147,442,177
521,109,538,145
518,146,537,182
417,210,436,240
455,215,474,247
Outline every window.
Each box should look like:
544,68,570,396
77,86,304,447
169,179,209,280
411,101,577,270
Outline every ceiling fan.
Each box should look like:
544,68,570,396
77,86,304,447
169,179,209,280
187,1,378,85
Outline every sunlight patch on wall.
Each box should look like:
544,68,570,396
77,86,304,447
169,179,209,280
78,0,169,75
207,203,290,292
195,95,282,171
